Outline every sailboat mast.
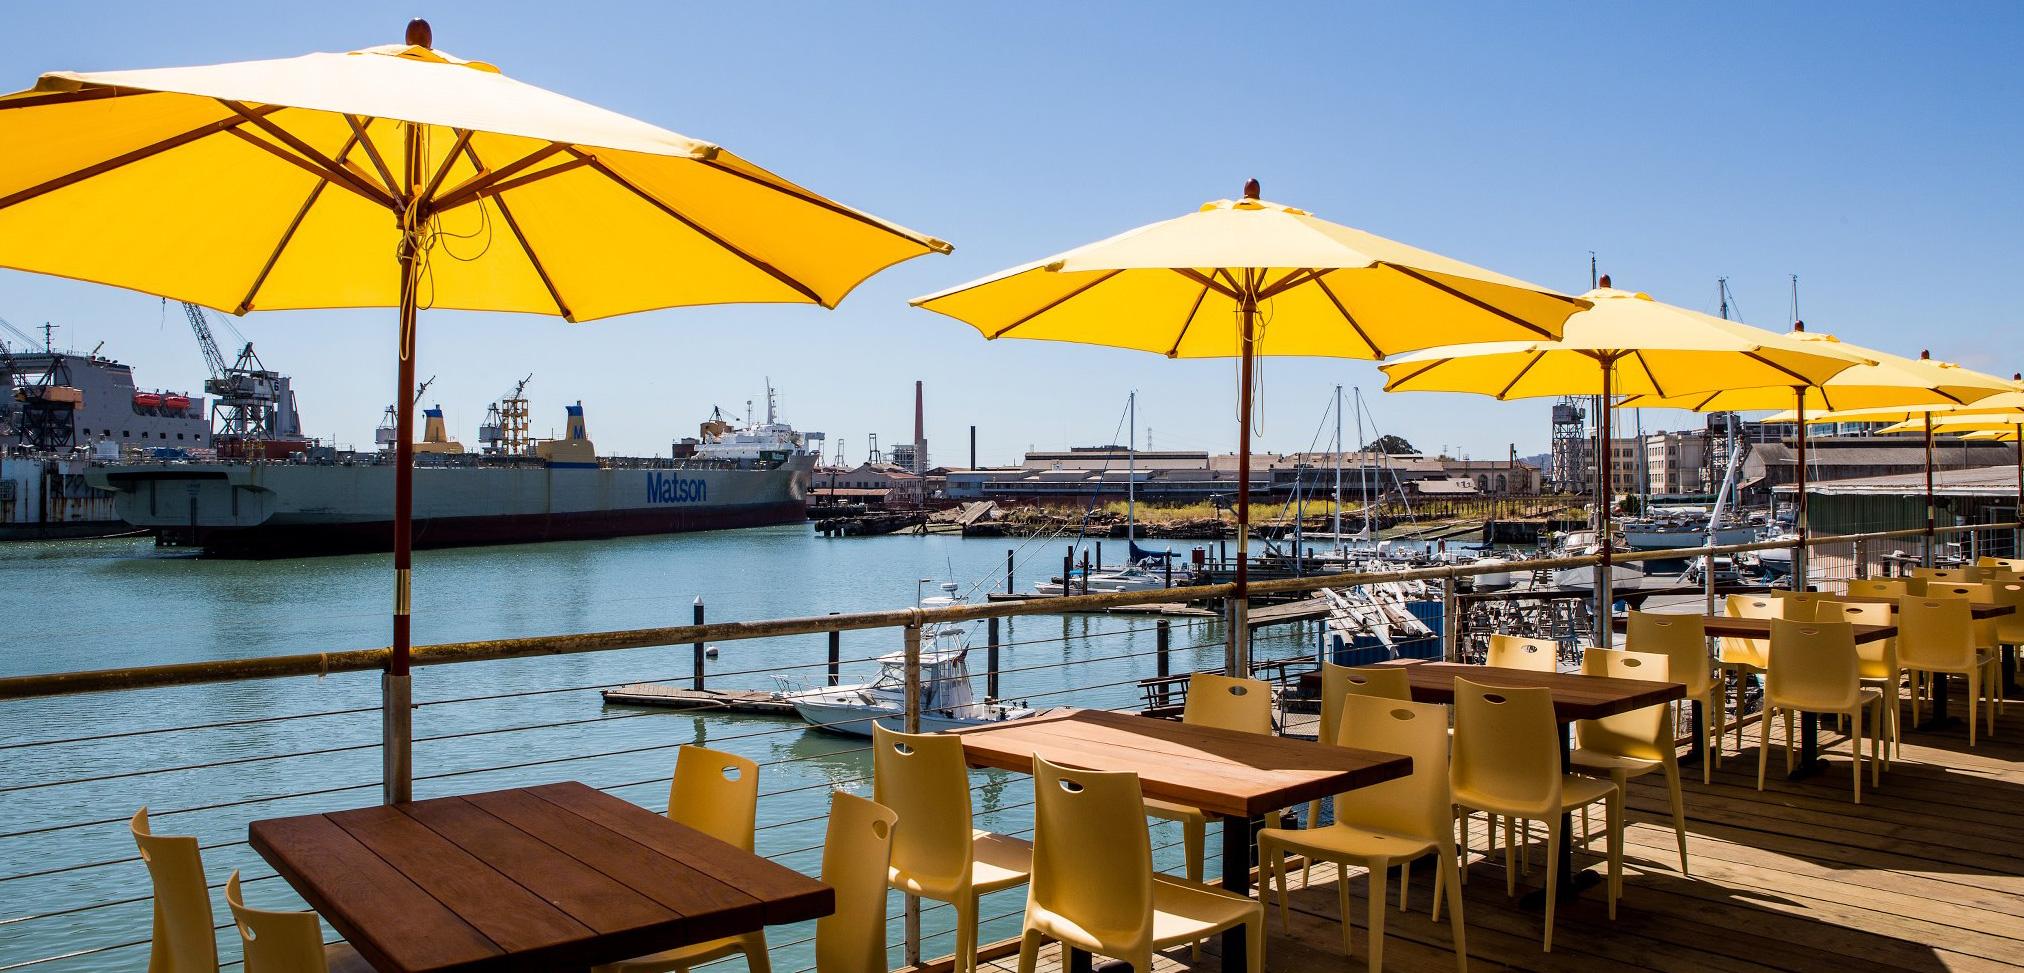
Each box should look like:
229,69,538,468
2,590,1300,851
1127,391,1136,555
1333,384,1344,554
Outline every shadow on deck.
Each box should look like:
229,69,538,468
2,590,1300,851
988,690,2024,973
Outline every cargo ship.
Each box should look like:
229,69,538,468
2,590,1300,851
86,388,821,557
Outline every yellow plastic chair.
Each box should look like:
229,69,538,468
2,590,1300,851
131,808,220,973
1757,619,1884,803
1977,556,2024,573
1261,697,1468,972
1844,576,1925,598
1449,679,1621,952
595,745,767,973
1305,664,1413,830
225,871,370,973
814,792,899,973
1914,566,1984,584
1147,673,1273,884
1769,590,1836,621
1484,635,1558,672
1992,582,2024,703
873,726,1032,973
1016,756,1264,973
1719,595,1783,751
1818,601,1903,761
1571,649,1688,875
1623,610,1722,782
1924,584,2006,715
1897,597,2000,745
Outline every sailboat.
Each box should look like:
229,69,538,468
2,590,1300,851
1034,391,1186,594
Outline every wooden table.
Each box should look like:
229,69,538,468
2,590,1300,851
953,708,1412,969
250,782,832,973
1364,661,1683,904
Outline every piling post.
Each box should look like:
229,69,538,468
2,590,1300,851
987,617,1001,701
827,612,841,687
1096,541,1103,572
1165,555,1173,588
1081,550,1091,592
1156,619,1171,706
1006,549,1015,594
1061,554,1072,598
692,597,706,691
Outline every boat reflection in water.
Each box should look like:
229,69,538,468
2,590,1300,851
776,582,1038,736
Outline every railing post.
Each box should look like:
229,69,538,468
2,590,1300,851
1441,572,1459,661
827,612,841,687
692,597,706,691
1157,619,1171,682
987,617,1001,701
1855,538,1869,580
382,671,411,805
902,621,922,969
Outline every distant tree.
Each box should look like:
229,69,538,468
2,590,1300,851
1365,434,1418,455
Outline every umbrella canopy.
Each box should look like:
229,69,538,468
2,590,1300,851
0,32,948,318
0,21,949,802
1378,281,1869,609
913,181,1586,669
1377,286,1868,400
1878,414,2024,435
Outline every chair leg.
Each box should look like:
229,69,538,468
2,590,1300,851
1850,708,1863,805
1400,858,1411,913
1783,709,1795,774
954,896,976,973
1542,816,1560,952
1337,866,1355,957
1607,792,1623,918
1503,816,1517,896
1264,839,1290,933
1455,809,1469,886
1968,668,1982,747
1368,857,1390,973
1441,846,1469,973
1183,817,1205,884
1756,704,1773,791
1659,758,1687,875
1246,912,1265,973
1303,799,1321,886
1015,929,1042,973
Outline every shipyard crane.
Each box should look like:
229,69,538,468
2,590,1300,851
182,301,232,380
179,301,303,454
480,375,533,454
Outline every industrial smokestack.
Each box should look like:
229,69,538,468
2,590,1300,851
970,425,977,469
913,381,927,475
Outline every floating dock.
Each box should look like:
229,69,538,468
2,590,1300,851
599,684,795,714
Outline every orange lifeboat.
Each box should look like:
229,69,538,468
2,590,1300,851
133,392,164,409
164,394,192,411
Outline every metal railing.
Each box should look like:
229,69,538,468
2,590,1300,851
1,519,2017,973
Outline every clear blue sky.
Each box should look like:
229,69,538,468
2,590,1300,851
3,2,2019,465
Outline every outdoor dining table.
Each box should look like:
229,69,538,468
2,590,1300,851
1610,614,1897,781
1315,660,1684,906
951,706,1413,971
249,781,832,973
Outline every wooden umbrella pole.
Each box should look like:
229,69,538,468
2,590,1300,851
384,115,424,805
1231,274,1257,675
1792,386,1808,592
1596,359,1614,644
1924,412,1937,568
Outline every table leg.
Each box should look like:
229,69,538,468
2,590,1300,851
1787,711,1829,780
1917,673,1960,730
1220,814,1258,963
1065,947,1093,973
2004,644,2022,698
1679,700,1706,767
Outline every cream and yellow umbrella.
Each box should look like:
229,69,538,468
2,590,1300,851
0,20,949,799
1380,281,1869,615
913,181,1588,668
1626,340,2016,574
1873,400,2024,526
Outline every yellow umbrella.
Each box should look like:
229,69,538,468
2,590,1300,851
1379,280,1868,611
1877,411,2024,516
1622,341,2015,573
913,181,1587,668
0,20,949,799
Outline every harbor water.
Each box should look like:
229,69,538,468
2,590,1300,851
0,527,1321,973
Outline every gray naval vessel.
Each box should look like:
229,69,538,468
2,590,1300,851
88,390,821,557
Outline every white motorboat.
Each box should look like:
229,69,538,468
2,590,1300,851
1034,559,1175,594
776,583,1037,736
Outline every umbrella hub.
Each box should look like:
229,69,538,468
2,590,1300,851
1199,197,1309,216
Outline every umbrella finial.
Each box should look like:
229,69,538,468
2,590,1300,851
1242,178,1260,200
1597,273,1611,289
406,18,433,48
1921,349,1931,359
1793,319,1805,332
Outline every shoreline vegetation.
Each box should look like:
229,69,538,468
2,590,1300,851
947,497,1586,541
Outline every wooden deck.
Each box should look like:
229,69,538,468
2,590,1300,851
992,687,2024,973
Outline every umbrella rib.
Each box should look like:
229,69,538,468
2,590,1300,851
429,143,572,215
1257,268,1328,300
1381,357,1449,392
460,143,574,321
697,158,952,254
234,130,366,315
218,101,397,211
1494,351,1546,400
1311,277,1381,358
1381,263,1560,337
447,157,592,206
1740,351,1818,388
1171,269,1241,300
224,127,396,212
1633,353,1665,399
567,149,826,306
0,104,285,213
0,84,159,111
417,129,476,206
344,115,399,199
1163,278,1214,357
987,270,1124,339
